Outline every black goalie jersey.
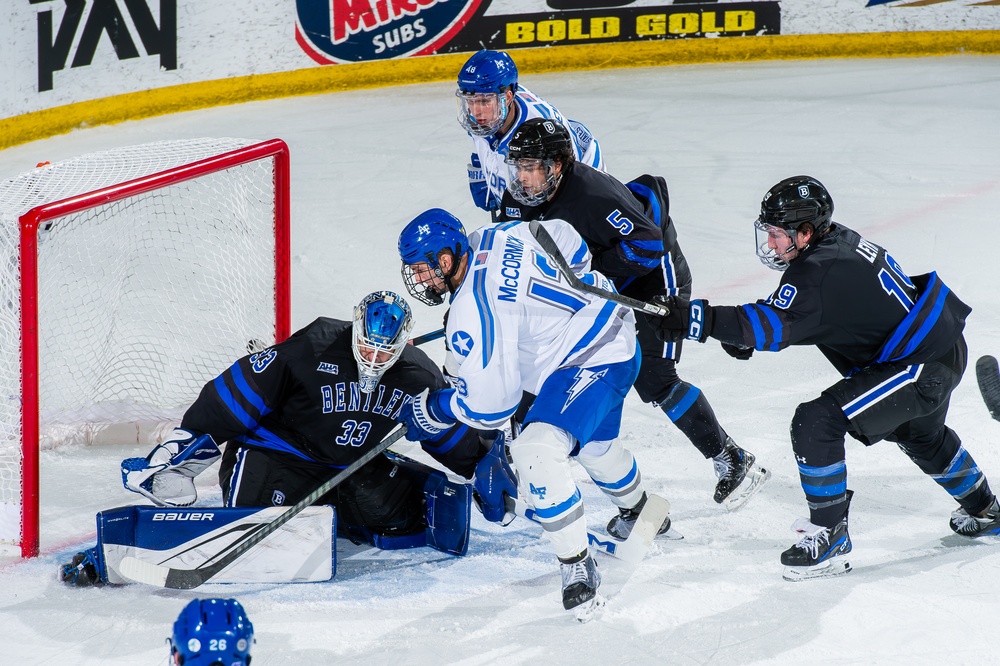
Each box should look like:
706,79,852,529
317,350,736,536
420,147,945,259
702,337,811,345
180,317,482,477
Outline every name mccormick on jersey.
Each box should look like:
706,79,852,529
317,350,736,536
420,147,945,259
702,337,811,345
295,0,484,63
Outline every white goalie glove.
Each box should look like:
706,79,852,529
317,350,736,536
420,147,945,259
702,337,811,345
121,428,221,507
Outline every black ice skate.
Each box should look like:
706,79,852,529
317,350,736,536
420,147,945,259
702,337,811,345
781,501,853,582
712,438,770,510
950,497,1000,537
560,551,605,622
606,492,674,540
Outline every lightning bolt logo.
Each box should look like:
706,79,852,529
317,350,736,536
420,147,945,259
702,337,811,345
562,368,607,413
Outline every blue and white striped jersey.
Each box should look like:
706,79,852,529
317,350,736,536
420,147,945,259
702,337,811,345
443,219,636,430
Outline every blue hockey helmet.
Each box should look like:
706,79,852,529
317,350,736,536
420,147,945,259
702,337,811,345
352,290,413,393
398,208,468,306
170,598,253,665
456,50,519,136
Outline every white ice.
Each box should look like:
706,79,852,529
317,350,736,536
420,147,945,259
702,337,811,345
2,56,999,665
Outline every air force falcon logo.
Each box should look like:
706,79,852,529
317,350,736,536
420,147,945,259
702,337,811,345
450,331,474,357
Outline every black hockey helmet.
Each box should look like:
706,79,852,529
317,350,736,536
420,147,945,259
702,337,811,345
507,118,575,165
758,175,834,235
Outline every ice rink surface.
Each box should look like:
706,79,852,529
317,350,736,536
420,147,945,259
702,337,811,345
2,55,999,664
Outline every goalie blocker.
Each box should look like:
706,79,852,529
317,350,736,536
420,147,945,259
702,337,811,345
61,463,472,586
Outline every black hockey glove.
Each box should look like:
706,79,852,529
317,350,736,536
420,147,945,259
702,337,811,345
721,342,754,360
654,297,713,343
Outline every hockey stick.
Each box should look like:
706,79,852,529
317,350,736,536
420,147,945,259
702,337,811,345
976,355,1000,422
410,328,445,346
119,427,408,589
505,494,671,564
528,221,670,317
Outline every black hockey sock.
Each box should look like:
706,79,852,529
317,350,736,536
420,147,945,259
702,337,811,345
659,381,728,458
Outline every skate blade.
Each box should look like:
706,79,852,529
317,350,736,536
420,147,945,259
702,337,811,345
573,592,606,623
661,525,684,540
724,464,771,511
782,556,852,582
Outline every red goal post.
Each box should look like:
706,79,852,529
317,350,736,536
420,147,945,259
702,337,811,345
1,138,291,557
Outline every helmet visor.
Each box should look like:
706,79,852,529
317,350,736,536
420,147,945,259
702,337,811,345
505,158,558,206
456,90,508,136
754,218,798,271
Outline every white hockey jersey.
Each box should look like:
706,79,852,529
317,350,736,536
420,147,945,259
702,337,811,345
444,219,636,430
469,87,606,210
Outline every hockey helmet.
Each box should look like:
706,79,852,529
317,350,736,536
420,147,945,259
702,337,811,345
352,291,413,393
755,176,834,271
456,50,519,136
398,208,469,306
170,598,253,665
505,119,573,206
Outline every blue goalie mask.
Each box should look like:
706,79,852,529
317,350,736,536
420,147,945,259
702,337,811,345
398,208,468,306
455,50,518,137
170,598,254,666
352,291,414,393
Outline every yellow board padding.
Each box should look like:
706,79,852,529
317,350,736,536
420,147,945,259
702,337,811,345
2,30,998,151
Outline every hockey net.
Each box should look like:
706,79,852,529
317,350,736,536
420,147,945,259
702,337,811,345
0,138,291,557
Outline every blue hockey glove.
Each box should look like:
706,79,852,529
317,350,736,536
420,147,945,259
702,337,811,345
398,388,457,442
473,432,517,525
468,154,492,211
654,296,713,343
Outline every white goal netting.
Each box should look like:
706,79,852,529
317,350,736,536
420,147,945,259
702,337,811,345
0,138,288,554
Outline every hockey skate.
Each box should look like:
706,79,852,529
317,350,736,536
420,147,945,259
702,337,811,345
607,492,678,541
781,511,852,582
950,497,1000,537
560,551,605,622
712,438,770,510
59,547,104,587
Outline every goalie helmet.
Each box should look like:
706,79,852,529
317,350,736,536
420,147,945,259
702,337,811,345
455,50,518,137
170,598,253,666
505,119,574,206
352,290,414,393
755,175,834,271
398,208,469,306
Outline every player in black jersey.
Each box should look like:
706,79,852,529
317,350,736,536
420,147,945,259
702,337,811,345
497,118,769,520
122,291,485,542
657,175,1000,580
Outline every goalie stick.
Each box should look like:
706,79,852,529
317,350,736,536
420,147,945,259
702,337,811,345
119,427,407,589
977,355,1000,422
505,494,671,564
528,220,670,318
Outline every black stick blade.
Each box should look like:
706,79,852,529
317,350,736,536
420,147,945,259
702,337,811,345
976,355,1000,422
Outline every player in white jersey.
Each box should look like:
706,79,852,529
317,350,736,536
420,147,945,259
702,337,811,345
456,49,605,215
395,208,668,619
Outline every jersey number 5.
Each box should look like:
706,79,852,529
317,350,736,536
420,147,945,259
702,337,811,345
606,209,634,235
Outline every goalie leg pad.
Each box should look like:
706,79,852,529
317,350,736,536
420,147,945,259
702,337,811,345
97,504,336,584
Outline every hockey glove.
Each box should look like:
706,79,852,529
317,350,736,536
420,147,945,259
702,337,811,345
121,428,221,507
472,432,518,525
398,388,457,442
721,342,754,360
468,154,493,211
654,296,713,343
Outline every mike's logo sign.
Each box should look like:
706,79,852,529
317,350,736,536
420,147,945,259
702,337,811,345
295,0,484,63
